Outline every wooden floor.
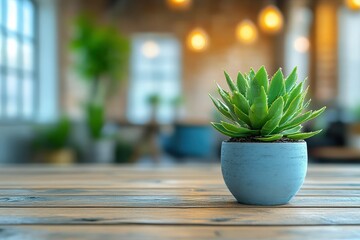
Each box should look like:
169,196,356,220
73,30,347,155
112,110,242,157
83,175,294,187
0,164,360,239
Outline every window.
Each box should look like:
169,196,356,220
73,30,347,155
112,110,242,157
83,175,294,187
284,4,312,81
127,34,181,124
0,0,36,120
338,7,360,108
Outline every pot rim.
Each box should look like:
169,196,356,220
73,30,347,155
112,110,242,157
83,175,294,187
222,141,306,145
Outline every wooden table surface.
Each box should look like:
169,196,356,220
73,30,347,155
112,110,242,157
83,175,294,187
0,164,360,239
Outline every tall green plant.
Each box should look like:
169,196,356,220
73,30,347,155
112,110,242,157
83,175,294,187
71,15,129,140
33,117,72,150
210,66,326,142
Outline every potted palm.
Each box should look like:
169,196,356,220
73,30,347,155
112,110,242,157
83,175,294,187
33,117,74,164
210,66,326,205
71,15,129,163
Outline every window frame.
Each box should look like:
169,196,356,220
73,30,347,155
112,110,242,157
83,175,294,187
0,0,38,123
127,33,182,124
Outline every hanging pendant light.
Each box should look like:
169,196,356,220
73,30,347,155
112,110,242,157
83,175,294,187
293,36,310,53
141,41,160,59
236,19,258,44
258,5,284,34
187,28,209,52
345,0,360,10
166,0,192,10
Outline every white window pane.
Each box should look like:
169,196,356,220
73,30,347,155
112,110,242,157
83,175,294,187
128,34,181,124
23,77,33,117
6,73,18,117
160,81,180,99
0,0,3,26
6,36,19,68
0,75,2,115
6,0,19,32
23,0,34,37
0,33,3,65
23,40,33,70
338,8,360,108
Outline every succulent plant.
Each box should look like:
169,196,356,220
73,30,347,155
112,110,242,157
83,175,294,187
209,66,326,142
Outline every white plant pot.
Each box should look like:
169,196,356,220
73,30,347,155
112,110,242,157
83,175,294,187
89,139,115,163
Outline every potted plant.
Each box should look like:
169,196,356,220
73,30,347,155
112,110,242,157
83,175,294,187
210,66,326,205
71,15,129,163
348,105,360,149
33,117,75,164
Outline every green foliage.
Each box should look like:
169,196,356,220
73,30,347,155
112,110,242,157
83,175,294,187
86,103,105,140
210,66,326,142
71,14,129,140
147,94,162,106
33,117,72,150
71,14,129,83
351,105,360,121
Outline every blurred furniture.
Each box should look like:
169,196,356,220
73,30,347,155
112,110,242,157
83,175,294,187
131,121,161,162
348,123,360,149
0,164,360,238
311,147,360,162
164,122,213,158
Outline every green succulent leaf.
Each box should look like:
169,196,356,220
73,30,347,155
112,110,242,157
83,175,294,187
261,97,284,135
278,110,313,131
236,72,249,96
209,94,233,121
232,91,250,114
249,68,256,81
284,81,304,110
303,99,311,109
254,66,269,92
267,97,284,121
233,105,252,127
249,86,268,129
281,125,302,135
255,134,283,142
285,67,298,92
308,106,326,122
217,84,234,111
210,122,240,137
279,94,302,125
286,130,322,140
268,69,285,105
221,121,259,135
224,71,238,92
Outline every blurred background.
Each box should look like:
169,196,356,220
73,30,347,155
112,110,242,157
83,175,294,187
1,0,360,165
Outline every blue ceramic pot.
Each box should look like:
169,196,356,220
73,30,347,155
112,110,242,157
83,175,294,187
221,141,307,205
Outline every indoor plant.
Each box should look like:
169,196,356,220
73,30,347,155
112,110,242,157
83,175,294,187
71,15,129,163
33,117,75,164
210,66,326,205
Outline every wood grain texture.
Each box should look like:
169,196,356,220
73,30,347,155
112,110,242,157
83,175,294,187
1,207,360,225
1,226,360,240
0,164,360,239
0,195,360,208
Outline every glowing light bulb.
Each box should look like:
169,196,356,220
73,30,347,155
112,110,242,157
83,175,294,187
345,0,360,10
294,36,310,53
166,0,192,10
142,41,160,58
187,28,209,52
258,5,284,34
236,19,258,44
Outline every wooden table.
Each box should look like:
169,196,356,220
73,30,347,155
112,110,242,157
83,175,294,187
0,164,360,239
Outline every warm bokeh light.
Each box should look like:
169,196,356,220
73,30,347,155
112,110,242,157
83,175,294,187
345,0,360,10
187,28,209,52
258,5,284,34
141,41,160,58
294,36,310,53
236,19,258,44
166,0,192,10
